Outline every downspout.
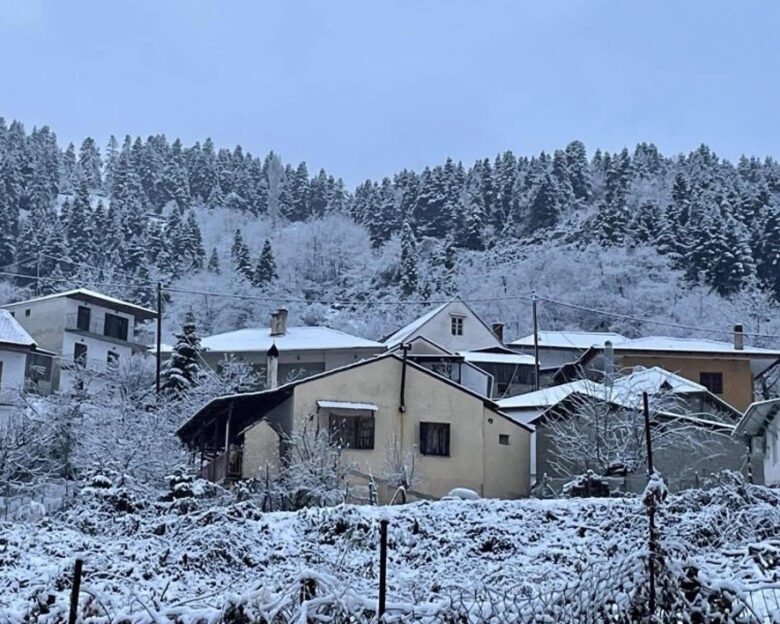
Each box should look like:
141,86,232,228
399,343,410,413
224,402,233,482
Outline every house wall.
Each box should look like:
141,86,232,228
3,297,68,354
618,354,754,411
242,396,294,478
512,346,583,370
764,417,780,485
0,348,27,400
254,357,530,500
405,301,503,352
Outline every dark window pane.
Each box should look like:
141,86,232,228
74,343,88,366
499,434,510,445
699,372,723,395
104,313,129,341
420,422,450,456
77,306,91,331
329,414,374,450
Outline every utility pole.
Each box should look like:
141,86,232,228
35,253,41,296
643,391,656,617
155,282,162,394
532,292,540,390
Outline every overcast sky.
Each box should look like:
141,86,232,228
1,1,778,185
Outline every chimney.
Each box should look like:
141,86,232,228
270,308,288,336
604,340,615,386
266,342,279,389
492,322,505,343
734,324,744,351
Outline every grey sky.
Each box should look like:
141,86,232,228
1,1,778,185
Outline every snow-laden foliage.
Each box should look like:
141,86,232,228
1,478,778,622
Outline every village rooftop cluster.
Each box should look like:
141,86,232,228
1,288,779,500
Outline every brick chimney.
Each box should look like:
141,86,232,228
492,322,505,343
266,342,279,389
270,308,288,336
734,324,744,351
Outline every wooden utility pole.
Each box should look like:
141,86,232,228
532,292,540,390
378,519,389,619
155,282,162,394
643,392,656,617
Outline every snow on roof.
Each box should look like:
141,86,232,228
3,288,156,319
316,400,378,411
383,301,450,347
497,380,600,409
733,398,780,437
611,366,705,395
176,326,385,354
509,331,628,349
460,351,536,366
614,336,780,357
0,310,36,348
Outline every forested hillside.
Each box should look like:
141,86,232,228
1,117,780,361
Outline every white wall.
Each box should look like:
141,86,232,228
0,349,27,395
765,418,780,486
405,301,503,352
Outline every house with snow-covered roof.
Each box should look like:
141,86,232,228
177,351,531,501
0,310,56,413
508,330,628,369
164,308,385,387
382,299,536,397
554,326,780,411
498,366,747,489
2,288,156,394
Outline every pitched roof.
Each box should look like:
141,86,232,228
497,380,600,410
382,301,450,347
0,310,36,348
178,352,531,440
2,288,156,320
733,398,780,438
509,331,628,349
614,336,780,357
166,326,384,354
460,351,537,366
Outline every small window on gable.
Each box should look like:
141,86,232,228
10,311,14,318
24,309,30,317
699,372,723,395
451,317,464,336
499,434,510,445
420,422,451,456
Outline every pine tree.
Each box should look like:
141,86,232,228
231,229,253,280
161,311,203,398
253,239,278,286
399,220,418,297
527,174,559,232
0,184,17,266
564,140,591,202
103,135,119,193
78,137,103,189
61,143,77,192
207,247,221,274
65,179,94,264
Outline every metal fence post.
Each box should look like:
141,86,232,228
379,519,388,619
68,559,83,624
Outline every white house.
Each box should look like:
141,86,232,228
734,398,780,486
163,308,386,388
2,289,157,393
508,330,628,369
0,310,56,415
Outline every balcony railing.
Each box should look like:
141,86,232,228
199,449,243,484
65,313,131,342
59,355,121,374
0,389,22,406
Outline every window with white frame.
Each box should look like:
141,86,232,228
450,316,464,336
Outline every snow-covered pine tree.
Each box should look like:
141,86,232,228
527,173,560,232
399,220,419,297
564,140,591,202
161,311,203,398
231,229,253,280
253,239,278,286
61,142,77,193
207,247,221,274
78,137,103,190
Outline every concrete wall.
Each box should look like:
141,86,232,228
0,348,27,397
4,297,68,353
618,354,754,411
405,301,503,352
765,417,780,485
242,396,294,478
279,357,530,500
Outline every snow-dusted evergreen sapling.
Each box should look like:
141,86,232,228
161,311,205,398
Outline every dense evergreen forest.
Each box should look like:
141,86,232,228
1,117,779,347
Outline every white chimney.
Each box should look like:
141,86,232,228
266,342,279,389
270,308,288,336
604,340,615,386
734,324,744,351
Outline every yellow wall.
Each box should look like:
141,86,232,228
619,354,754,411
243,356,530,500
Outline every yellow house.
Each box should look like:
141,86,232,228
178,352,532,501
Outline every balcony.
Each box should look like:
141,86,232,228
65,313,147,351
59,354,120,375
199,449,243,484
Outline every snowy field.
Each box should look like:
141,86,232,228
1,478,779,623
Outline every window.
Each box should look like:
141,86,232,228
699,372,723,395
104,313,129,341
24,309,30,317
451,316,464,336
74,343,88,366
420,422,451,456
107,351,120,366
77,306,91,331
499,434,510,446
26,354,52,382
329,414,375,449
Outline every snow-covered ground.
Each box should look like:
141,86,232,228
1,478,778,623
